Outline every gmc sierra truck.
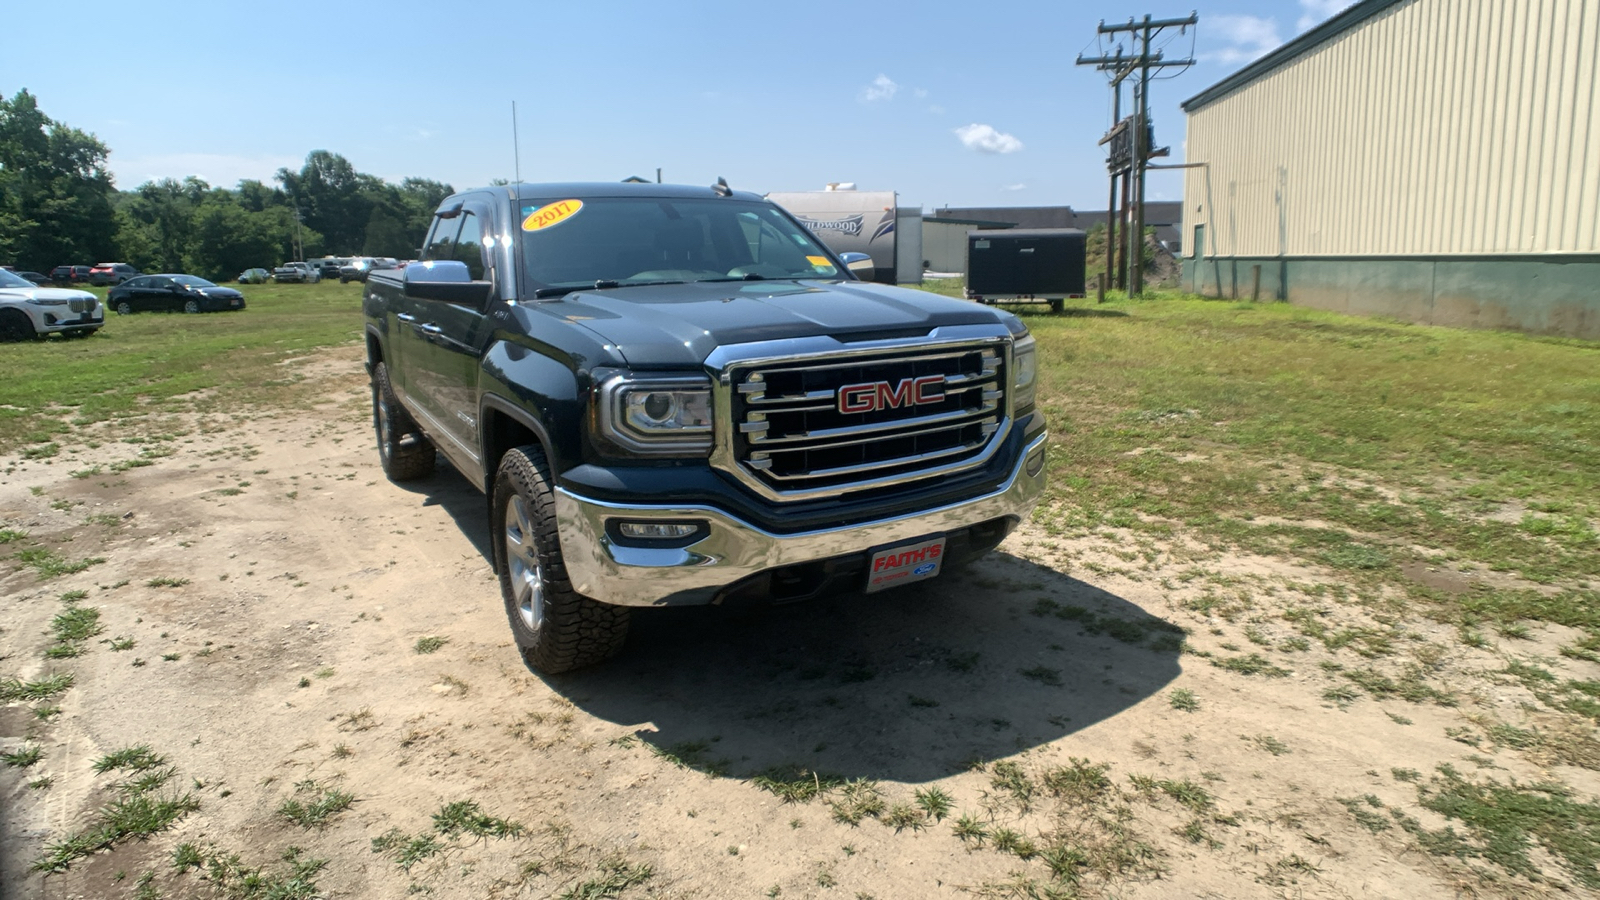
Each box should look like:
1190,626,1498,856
362,182,1048,674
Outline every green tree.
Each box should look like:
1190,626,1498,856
0,89,118,269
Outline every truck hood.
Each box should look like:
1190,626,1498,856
544,279,1012,367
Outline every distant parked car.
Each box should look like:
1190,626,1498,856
338,257,376,283
272,262,321,284
89,262,140,286
108,274,247,315
0,267,103,340
312,258,345,280
51,265,92,284
238,267,272,284
14,271,51,286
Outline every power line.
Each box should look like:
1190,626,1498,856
1075,11,1198,297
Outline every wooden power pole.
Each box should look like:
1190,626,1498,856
1077,12,1197,297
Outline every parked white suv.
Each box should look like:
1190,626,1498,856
0,268,102,340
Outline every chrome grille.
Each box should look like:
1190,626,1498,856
69,297,95,313
730,344,1006,492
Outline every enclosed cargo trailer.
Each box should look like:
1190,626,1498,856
966,228,1087,313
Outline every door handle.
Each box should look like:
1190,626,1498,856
396,312,416,323
419,323,443,335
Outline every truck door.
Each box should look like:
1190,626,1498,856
399,199,497,478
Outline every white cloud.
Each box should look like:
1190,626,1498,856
859,74,898,103
928,105,945,115
1206,14,1283,65
954,123,1023,154
1002,183,1027,192
1297,0,1352,31
914,88,928,99
110,152,302,190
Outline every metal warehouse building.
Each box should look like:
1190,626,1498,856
1181,0,1600,339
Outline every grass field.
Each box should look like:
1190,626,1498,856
6,280,1600,895
0,281,366,452
921,280,1600,660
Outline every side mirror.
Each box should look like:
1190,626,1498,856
403,260,493,306
839,252,874,280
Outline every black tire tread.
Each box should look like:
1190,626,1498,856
0,309,36,342
372,362,435,481
494,445,629,674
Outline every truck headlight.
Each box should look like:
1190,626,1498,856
598,375,713,455
1012,335,1037,412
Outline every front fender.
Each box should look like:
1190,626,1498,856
479,341,586,478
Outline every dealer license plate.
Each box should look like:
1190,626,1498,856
866,535,947,593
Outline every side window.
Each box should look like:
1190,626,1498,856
424,214,461,262
452,210,486,280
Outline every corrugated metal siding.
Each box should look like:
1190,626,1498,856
1184,0,1600,258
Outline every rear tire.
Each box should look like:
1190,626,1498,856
0,310,36,342
115,301,132,316
493,445,630,674
371,362,435,481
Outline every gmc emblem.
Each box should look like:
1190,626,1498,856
838,375,946,414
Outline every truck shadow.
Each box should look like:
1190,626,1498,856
388,457,496,565
555,552,1183,784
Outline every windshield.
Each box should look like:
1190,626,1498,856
171,275,217,287
0,269,34,288
517,197,843,291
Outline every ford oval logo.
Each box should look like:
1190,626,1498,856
913,563,937,576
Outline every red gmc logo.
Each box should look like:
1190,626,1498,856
838,376,946,414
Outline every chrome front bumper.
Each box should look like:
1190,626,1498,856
553,432,1048,607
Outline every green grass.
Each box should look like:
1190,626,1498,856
277,780,355,829
413,635,447,654
1405,766,1600,888
935,290,1597,637
2,744,43,768
14,548,105,579
0,280,366,453
0,672,74,702
33,748,196,873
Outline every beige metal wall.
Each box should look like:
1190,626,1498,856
1184,0,1600,258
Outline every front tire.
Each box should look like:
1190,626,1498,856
183,299,200,314
493,446,630,674
371,362,435,481
0,310,36,342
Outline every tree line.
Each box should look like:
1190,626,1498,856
0,89,453,280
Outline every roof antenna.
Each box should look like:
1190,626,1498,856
712,176,731,197
511,101,522,188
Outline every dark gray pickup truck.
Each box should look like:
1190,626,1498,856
362,181,1048,673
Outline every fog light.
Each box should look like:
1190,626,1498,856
618,521,699,540
1025,446,1046,477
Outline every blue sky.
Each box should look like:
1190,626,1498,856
3,0,1350,211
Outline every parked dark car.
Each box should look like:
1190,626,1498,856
238,267,271,284
51,265,92,284
108,274,247,315
14,271,51,286
89,262,140,286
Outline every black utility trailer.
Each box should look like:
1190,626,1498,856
965,228,1087,313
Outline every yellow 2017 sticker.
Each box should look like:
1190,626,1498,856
807,255,837,272
522,199,584,231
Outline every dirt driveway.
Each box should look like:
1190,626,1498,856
2,344,1594,899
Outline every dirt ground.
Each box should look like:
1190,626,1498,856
3,344,1596,899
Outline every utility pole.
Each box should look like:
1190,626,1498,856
1077,12,1196,297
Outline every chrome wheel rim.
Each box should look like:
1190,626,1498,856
116,302,130,315
504,494,544,631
